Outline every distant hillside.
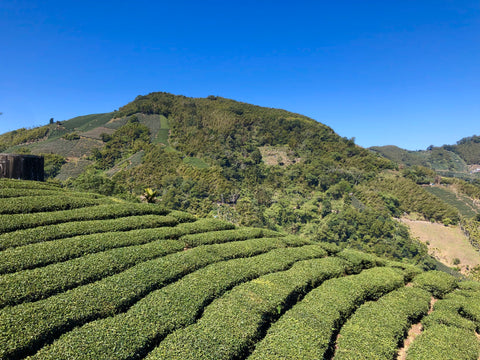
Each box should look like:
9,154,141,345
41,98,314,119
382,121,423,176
370,135,480,179
1,92,479,269
443,135,480,165
370,145,470,174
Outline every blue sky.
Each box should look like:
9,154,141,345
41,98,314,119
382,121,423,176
1,0,478,150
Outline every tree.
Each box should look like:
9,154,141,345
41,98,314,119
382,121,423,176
143,188,158,203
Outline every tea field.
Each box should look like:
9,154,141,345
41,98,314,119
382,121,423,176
1,179,479,359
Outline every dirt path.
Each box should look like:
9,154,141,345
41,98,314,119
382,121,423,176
400,218,480,273
397,297,437,360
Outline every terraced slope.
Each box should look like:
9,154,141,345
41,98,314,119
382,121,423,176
0,179,479,359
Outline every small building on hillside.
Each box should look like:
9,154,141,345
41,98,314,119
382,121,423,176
0,154,44,181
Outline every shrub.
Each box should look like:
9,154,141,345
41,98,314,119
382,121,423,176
245,267,406,359
406,324,480,360
0,236,312,359
412,270,458,298
335,287,431,360
28,244,329,359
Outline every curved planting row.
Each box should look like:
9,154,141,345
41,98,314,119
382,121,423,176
0,188,77,198
334,286,431,359
0,179,62,190
248,266,408,359
406,279,480,359
2,180,477,360
28,244,332,359
0,202,170,234
0,213,196,250
0,236,309,359
0,225,273,275
0,195,104,215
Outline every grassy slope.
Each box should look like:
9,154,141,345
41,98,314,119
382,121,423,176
424,186,479,218
401,219,480,272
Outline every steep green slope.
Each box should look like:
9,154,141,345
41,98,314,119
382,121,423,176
443,135,480,165
370,145,469,173
3,179,476,360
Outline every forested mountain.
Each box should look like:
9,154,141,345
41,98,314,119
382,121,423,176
371,135,480,179
1,92,479,270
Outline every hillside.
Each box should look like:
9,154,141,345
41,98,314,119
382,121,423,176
1,179,480,359
371,137,480,179
1,92,479,270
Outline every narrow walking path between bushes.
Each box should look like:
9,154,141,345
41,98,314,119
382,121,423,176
397,296,437,360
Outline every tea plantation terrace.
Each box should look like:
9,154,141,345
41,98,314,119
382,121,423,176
0,179,479,359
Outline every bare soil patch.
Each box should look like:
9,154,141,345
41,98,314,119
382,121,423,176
400,218,480,274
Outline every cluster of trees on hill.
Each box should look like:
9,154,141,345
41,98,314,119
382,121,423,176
443,135,480,165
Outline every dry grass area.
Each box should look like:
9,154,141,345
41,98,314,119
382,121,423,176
258,146,301,166
401,218,480,273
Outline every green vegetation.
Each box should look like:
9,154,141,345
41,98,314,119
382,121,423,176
443,135,480,165
335,287,431,360
248,266,406,359
0,194,103,215
0,202,169,233
412,271,458,298
407,282,480,359
29,245,331,360
424,186,478,218
407,324,480,360
357,173,460,223
0,179,479,359
2,92,464,268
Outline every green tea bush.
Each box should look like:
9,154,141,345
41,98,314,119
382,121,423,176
334,287,431,360
147,256,349,359
406,324,480,360
0,178,60,190
0,214,182,250
0,195,102,215
335,248,387,274
384,260,423,282
180,227,282,247
29,244,331,360
248,267,405,359
0,236,311,359
0,203,170,234
412,270,458,298
0,238,184,307
0,188,67,198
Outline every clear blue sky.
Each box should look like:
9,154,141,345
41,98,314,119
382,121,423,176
1,0,479,150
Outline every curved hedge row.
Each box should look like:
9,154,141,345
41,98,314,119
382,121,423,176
334,287,431,360
0,179,61,190
0,188,72,198
148,256,349,359
0,236,310,359
248,266,406,359
0,195,103,215
412,270,458,299
0,224,269,275
180,227,282,247
407,282,480,359
0,214,185,250
0,202,170,234
406,324,479,360
29,245,330,360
